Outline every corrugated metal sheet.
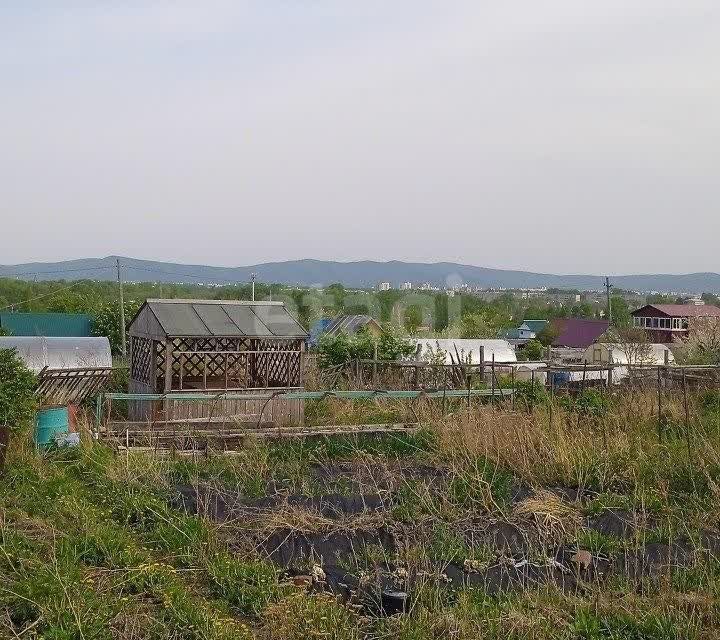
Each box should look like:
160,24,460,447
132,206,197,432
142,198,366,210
0,337,112,372
0,313,92,337
139,300,307,338
251,304,307,337
193,304,238,335
149,302,209,336
413,339,517,364
223,305,273,336
325,315,380,336
551,319,610,349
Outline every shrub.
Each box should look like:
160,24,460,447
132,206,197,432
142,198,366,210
0,348,37,432
316,327,414,368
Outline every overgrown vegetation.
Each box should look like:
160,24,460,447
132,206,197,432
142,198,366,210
3,383,720,637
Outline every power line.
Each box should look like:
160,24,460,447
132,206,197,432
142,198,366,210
0,280,88,311
2,266,114,277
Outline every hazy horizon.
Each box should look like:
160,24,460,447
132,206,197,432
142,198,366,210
2,2,719,273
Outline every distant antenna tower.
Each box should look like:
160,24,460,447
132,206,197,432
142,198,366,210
605,276,613,325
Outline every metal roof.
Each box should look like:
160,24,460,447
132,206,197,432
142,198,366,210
633,304,720,318
519,320,548,333
551,318,610,349
325,315,381,336
0,312,92,337
135,299,307,338
0,337,112,372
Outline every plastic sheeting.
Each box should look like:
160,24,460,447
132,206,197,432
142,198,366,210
412,339,517,365
0,337,112,372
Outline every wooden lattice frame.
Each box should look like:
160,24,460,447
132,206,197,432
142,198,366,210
130,336,153,385
152,336,304,391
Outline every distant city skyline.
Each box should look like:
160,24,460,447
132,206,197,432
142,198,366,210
2,2,719,272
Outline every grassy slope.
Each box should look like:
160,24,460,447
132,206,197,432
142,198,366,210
2,391,720,639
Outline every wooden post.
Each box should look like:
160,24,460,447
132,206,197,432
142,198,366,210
682,366,691,463
491,353,496,406
511,365,516,411
530,369,536,413
479,346,486,384
466,367,471,411
373,342,378,387
442,368,448,415
607,352,613,388
657,365,663,442
164,338,173,423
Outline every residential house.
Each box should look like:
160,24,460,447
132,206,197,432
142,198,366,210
631,304,720,343
550,318,610,349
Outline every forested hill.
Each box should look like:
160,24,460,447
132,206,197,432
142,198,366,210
1,256,719,293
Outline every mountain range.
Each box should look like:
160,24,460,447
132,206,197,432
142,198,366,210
1,256,719,294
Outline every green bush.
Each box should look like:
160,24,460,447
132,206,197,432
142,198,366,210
0,348,37,432
316,327,414,368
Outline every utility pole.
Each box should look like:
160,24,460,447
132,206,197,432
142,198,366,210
251,273,256,302
117,258,127,358
605,276,613,326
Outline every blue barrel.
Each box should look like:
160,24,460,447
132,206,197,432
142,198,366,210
35,407,69,447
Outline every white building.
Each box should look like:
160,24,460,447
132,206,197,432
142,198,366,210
400,282,412,290
377,282,391,291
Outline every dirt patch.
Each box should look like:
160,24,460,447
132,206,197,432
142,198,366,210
262,526,395,568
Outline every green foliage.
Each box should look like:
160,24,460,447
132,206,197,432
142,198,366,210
523,339,544,361
92,300,140,355
509,379,549,408
573,389,611,417
0,348,37,432
610,295,632,328
699,390,720,414
316,327,414,368
262,592,359,640
536,323,560,346
449,456,514,510
404,304,424,334
571,608,695,639
206,554,283,616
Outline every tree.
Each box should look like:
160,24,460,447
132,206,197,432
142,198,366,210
92,301,140,356
610,296,632,328
523,339,544,361
684,317,720,365
457,313,500,339
536,323,560,347
403,305,423,335
601,327,654,375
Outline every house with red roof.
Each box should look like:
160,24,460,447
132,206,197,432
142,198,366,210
631,304,720,343
549,318,610,349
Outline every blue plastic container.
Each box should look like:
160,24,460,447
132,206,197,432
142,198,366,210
35,407,69,447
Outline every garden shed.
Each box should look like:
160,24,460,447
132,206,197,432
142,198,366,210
126,299,309,424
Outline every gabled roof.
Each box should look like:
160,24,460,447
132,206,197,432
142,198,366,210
632,304,720,318
551,318,609,348
324,314,381,336
519,319,548,333
129,299,308,338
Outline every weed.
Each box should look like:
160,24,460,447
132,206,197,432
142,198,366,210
206,553,283,616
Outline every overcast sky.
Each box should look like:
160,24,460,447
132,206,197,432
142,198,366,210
2,1,719,274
